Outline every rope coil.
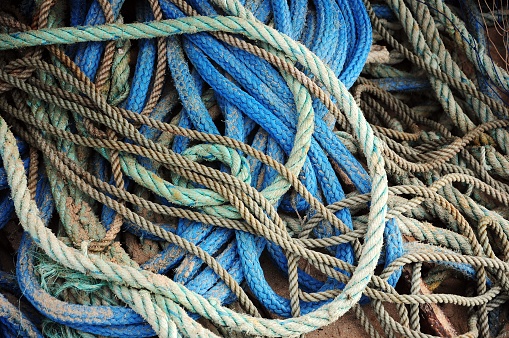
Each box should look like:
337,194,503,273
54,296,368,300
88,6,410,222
0,0,507,337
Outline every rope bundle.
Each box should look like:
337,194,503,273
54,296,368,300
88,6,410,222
0,0,507,337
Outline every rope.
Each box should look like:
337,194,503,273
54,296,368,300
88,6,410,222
0,0,507,337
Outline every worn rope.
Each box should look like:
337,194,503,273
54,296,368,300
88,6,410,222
0,0,508,337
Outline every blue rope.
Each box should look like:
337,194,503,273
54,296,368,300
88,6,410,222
3,0,508,335
100,0,157,238
73,0,125,81
461,0,505,101
0,166,50,337
134,2,244,307
159,0,400,317
9,0,404,330
0,293,43,338
370,77,432,92
0,139,29,230
16,171,156,337
371,3,396,20
17,240,155,336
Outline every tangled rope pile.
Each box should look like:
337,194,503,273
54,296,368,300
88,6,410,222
0,0,508,336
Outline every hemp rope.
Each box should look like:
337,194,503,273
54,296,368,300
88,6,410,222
0,0,508,337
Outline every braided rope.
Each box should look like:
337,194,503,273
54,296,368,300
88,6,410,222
0,0,508,337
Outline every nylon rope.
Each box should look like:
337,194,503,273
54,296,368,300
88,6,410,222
0,0,507,337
